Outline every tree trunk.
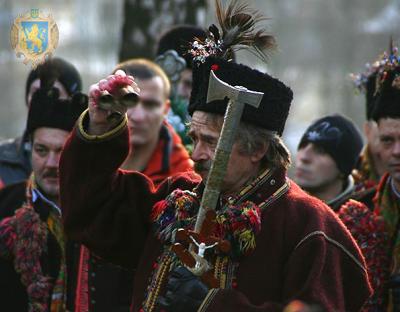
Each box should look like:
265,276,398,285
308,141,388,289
119,0,207,61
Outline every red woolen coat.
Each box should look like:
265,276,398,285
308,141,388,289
60,119,371,312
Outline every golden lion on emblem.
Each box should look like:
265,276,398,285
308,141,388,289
21,24,46,54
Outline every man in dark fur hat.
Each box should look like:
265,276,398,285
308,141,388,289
60,1,371,311
0,84,87,311
335,43,400,311
351,52,389,209
0,57,82,189
363,45,400,310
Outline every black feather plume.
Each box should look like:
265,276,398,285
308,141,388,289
209,24,221,42
214,0,276,61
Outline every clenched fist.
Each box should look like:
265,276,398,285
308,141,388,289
87,70,140,135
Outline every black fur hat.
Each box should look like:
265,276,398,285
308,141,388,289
156,25,207,69
187,0,293,135
351,67,378,121
188,57,293,135
25,57,82,105
365,72,378,120
372,66,400,122
350,41,400,121
353,39,400,122
26,87,87,137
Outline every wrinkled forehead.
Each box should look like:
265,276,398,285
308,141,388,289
189,111,223,134
378,117,400,138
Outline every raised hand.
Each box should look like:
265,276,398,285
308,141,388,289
87,70,140,135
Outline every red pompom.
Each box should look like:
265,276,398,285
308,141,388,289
211,64,219,71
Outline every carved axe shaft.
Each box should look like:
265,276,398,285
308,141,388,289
193,70,264,233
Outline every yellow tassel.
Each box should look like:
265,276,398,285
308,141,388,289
238,230,256,252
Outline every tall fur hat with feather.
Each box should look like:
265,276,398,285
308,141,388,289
26,86,87,137
351,37,400,120
371,39,400,122
187,0,293,135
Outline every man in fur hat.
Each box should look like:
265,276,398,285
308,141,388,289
365,46,400,310
60,1,371,311
351,53,389,208
0,57,82,189
333,43,400,311
0,85,86,311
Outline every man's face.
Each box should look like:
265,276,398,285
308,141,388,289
295,142,342,190
27,78,69,106
177,68,193,102
31,127,69,201
378,118,400,184
188,111,262,194
126,76,170,146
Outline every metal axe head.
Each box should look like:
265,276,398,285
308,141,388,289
206,70,264,108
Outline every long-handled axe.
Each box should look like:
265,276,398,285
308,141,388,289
194,70,265,232
172,70,264,287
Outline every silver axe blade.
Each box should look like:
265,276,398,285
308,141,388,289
193,70,264,233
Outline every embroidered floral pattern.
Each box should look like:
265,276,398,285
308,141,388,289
0,205,51,312
338,199,390,310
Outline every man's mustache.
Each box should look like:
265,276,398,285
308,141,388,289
43,170,59,179
194,160,212,173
